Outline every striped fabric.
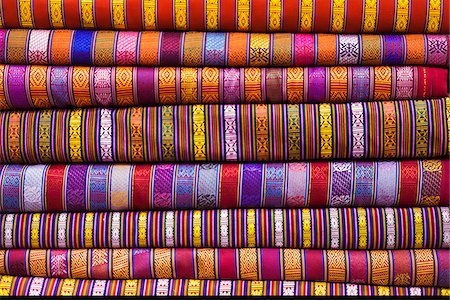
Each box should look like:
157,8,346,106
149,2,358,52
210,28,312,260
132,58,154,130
0,160,448,212
0,99,448,163
0,248,447,286
2,0,448,33
0,65,447,109
1,30,448,67
0,276,448,297
1,207,447,249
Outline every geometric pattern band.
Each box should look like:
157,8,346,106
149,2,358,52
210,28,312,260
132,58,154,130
0,99,448,163
0,160,448,212
0,248,447,286
0,276,448,296
0,207,448,249
0,30,448,67
1,0,448,33
0,65,447,109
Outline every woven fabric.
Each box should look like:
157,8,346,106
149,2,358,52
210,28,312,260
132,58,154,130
0,248,447,286
0,160,448,212
0,30,448,67
1,207,447,249
0,99,448,163
0,276,447,297
0,65,447,109
1,0,448,33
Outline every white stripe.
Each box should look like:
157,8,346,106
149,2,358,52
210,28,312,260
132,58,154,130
23,165,46,212
100,108,113,162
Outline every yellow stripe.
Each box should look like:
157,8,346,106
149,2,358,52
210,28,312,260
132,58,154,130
192,105,207,161
249,34,270,66
60,279,76,296
415,100,429,157
68,109,83,162
0,276,13,296
269,0,282,31
112,0,126,29
206,0,219,31
84,213,94,248
331,0,346,32
357,208,368,249
31,214,41,248
413,208,424,248
247,209,256,247
193,210,202,247
427,0,442,32
394,0,410,32
138,212,147,247
49,0,64,28
319,104,333,159
38,110,52,162
143,0,157,30
302,209,311,247
237,0,250,31
250,280,264,296
80,0,95,28
19,0,33,28
174,0,188,30
187,279,201,296
363,0,378,32
300,0,314,31
123,280,138,296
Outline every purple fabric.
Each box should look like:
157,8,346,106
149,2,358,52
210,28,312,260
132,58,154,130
153,164,174,209
50,66,71,107
88,165,109,211
223,68,241,104
351,67,370,102
160,32,181,66
66,165,88,211
307,67,326,103
7,65,29,109
241,164,262,207
137,67,156,105
353,161,374,206
175,164,196,209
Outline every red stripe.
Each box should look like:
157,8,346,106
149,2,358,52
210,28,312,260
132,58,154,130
313,0,331,32
63,0,80,28
219,164,239,208
189,0,204,30
309,162,329,207
2,0,20,28
132,165,151,210
409,0,427,33
175,249,195,278
45,165,65,212
304,249,324,281
377,0,395,32
94,0,112,29
218,248,237,279
345,0,363,32
32,0,51,28
399,161,419,206
157,0,174,30
260,248,282,280
251,0,267,32
442,0,450,33
126,0,142,30
440,159,450,205
282,0,299,32
220,0,236,31
417,67,426,98
8,249,27,276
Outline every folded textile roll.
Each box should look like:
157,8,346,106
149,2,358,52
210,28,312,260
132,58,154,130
0,65,447,110
1,207,447,249
1,30,448,67
0,276,447,297
1,0,448,33
0,248,447,286
0,99,448,163
1,160,448,212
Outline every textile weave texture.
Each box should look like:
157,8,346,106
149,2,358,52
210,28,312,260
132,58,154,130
0,30,448,67
1,0,448,33
0,160,448,212
0,65,447,109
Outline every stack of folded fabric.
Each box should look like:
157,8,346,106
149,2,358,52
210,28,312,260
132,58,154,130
0,0,448,297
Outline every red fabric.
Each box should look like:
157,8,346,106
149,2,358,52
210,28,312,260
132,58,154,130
304,249,324,281
309,162,329,207
95,0,112,29
219,164,239,208
175,249,195,278
2,0,20,28
32,0,51,28
282,0,299,32
45,165,66,212
409,0,428,33
220,0,236,31
313,0,331,32
440,159,450,205
157,0,173,30
377,0,395,32
218,248,237,279
260,248,282,280
251,0,267,32
63,0,80,28
399,161,419,207
345,0,363,33
126,0,142,30
132,165,151,210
